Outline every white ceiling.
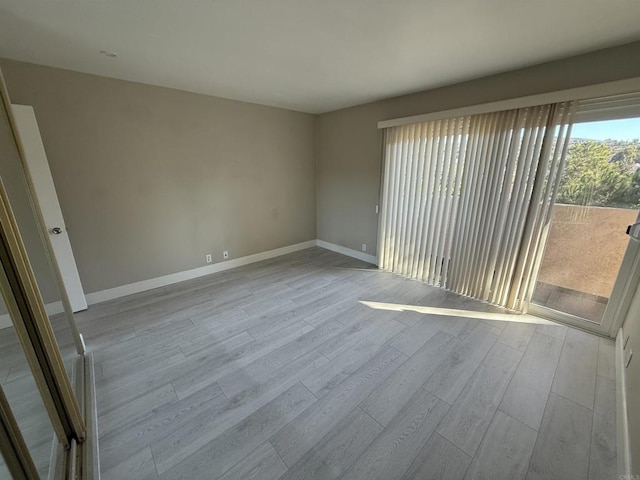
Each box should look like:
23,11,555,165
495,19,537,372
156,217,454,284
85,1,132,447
1,1,640,114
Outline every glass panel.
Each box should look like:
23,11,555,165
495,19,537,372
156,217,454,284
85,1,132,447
0,115,80,375
533,117,640,323
0,456,11,480
0,296,57,479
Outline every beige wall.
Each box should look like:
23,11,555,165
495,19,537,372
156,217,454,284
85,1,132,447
623,281,640,473
0,60,316,295
4,41,640,297
316,40,640,256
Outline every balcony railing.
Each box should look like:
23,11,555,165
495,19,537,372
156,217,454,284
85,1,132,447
532,204,637,323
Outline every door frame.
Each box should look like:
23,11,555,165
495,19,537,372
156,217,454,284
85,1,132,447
602,224,640,336
0,179,86,444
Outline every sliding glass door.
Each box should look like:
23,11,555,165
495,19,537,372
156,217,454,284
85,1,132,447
0,176,87,479
0,282,57,480
377,102,574,312
530,116,640,334
0,289,58,479
378,91,640,336
0,66,95,480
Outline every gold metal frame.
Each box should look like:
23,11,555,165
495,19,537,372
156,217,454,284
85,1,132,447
0,179,86,445
0,62,99,479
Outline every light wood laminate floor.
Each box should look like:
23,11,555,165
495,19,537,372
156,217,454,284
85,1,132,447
72,247,616,480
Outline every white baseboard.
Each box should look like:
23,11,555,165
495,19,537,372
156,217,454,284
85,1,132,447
616,327,632,476
0,301,65,330
85,240,317,305
1,238,377,324
45,301,65,316
315,239,378,266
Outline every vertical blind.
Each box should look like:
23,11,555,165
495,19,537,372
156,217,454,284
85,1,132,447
378,102,574,311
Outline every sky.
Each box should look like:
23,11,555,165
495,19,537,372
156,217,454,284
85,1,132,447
572,117,640,141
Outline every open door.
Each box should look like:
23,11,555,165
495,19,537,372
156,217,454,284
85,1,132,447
10,105,87,312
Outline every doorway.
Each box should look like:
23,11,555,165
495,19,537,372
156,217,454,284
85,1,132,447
530,116,640,333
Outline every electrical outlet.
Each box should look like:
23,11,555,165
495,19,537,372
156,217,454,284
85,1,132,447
205,254,212,264
375,205,379,214
223,250,229,259
362,244,367,252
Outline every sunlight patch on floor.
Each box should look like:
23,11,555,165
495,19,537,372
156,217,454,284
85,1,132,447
359,300,557,325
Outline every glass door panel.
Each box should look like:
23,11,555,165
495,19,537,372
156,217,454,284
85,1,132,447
0,103,84,377
532,117,640,324
0,67,90,480
0,296,57,479
0,458,10,480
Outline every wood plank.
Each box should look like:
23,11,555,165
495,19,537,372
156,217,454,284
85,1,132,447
245,302,313,340
96,351,191,414
339,387,449,480
535,322,567,341
240,288,297,317
278,407,383,480
527,393,592,480
218,348,328,403
596,337,615,380
172,322,314,399
589,375,616,480
387,316,444,356
423,323,499,404
155,382,316,478
101,447,158,480
496,322,536,352
393,310,429,327
215,321,343,398
437,342,522,456
401,433,472,480
270,346,407,466
178,311,262,354
152,368,318,474
463,411,537,480
99,382,226,471
99,383,177,437
498,331,563,431
302,296,360,327
316,311,401,360
217,442,287,480
437,316,477,338
551,328,598,410
187,304,252,331
94,317,196,364
301,322,405,398
361,330,457,425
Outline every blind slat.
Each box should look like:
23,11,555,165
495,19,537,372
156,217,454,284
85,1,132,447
379,101,574,311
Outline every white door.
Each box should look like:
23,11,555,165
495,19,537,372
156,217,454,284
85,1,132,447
12,104,87,312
